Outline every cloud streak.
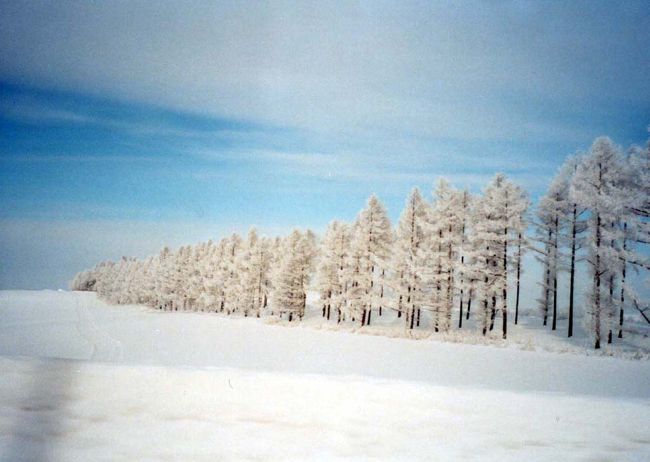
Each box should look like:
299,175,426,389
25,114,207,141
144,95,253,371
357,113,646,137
2,1,648,142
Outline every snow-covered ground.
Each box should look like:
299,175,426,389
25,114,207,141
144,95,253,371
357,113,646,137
1,290,649,460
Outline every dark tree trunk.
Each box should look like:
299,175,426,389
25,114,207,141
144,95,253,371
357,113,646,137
594,211,602,350
367,308,372,325
458,290,464,329
502,216,508,338
568,204,577,337
482,298,489,336
552,215,559,331
416,308,421,327
608,273,614,345
552,273,558,331
514,234,522,325
398,294,403,318
466,288,472,320
379,270,385,316
618,223,627,339
489,296,497,331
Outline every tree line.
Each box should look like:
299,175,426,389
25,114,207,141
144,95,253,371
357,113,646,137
72,135,650,349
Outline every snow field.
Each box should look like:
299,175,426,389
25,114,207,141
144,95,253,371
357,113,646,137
0,290,649,460
1,357,649,461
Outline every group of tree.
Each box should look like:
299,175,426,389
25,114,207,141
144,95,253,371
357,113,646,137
72,229,318,321
534,136,649,348
72,134,650,349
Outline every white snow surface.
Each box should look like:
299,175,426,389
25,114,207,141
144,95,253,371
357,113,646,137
0,290,649,461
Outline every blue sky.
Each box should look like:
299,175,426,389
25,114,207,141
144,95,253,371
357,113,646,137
1,0,649,289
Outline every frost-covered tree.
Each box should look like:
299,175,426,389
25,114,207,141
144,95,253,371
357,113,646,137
155,246,175,310
622,136,650,334
342,224,371,325
535,166,570,330
456,190,474,328
426,179,465,332
391,188,430,329
223,234,243,315
469,188,502,336
272,230,316,321
469,174,528,339
571,137,630,349
240,228,272,317
344,195,393,326
317,221,351,321
196,240,219,311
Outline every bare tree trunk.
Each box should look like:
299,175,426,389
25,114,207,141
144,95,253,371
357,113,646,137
514,234,522,325
502,300,508,339
608,273,614,344
458,290,464,329
543,228,552,327
489,296,497,331
594,212,602,350
618,223,627,339
482,298,489,336
502,212,508,338
552,216,559,331
607,221,615,344
379,269,385,316
458,253,465,328
568,204,577,337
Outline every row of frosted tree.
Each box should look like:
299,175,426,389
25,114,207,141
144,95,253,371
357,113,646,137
72,135,649,348
534,136,649,348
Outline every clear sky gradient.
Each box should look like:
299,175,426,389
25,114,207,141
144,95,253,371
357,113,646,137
1,0,649,289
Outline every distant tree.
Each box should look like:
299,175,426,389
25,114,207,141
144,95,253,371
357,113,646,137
223,234,243,315
240,228,272,317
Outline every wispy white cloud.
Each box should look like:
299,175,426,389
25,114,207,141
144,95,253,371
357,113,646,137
0,154,160,163
0,96,258,140
2,1,646,142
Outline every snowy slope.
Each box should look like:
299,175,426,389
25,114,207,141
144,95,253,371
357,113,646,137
0,290,649,460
